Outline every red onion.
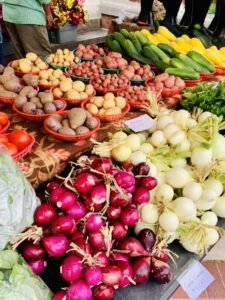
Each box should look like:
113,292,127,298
70,232,84,242
21,242,45,261
138,229,156,252
134,187,150,205
154,250,169,262
50,215,75,235
47,181,60,193
86,214,104,232
110,190,132,208
151,257,172,284
34,204,57,227
141,176,158,190
74,173,101,195
56,191,77,210
89,232,106,251
84,266,103,287
43,235,69,257
111,221,127,239
122,162,134,172
114,171,135,192
102,265,122,287
67,201,87,220
118,237,149,257
133,162,150,176
95,252,109,267
66,223,77,236
85,197,104,212
111,252,130,263
69,237,91,257
67,279,92,300
125,184,136,193
49,187,66,204
28,259,46,275
60,255,83,282
121,206,140,226
53,290,66,300
89,184,107,205
91,157,113,173
115,261,133,288
106,206,122,220
93,284,114,300
132,257,150,285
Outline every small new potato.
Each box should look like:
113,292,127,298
104,92,114,102
39,70,49,80
46,116,62,131
92,96,104,108
98,108,106,115
115,96,126,109
53,88,63,98
54,100,65,110
60,79,73,92
39,79,49,85
66,89,80,100
31,66,40,73
39,91,54,104
26,52,38,62
86,117,98,129
44,102,57,114
72,80,85,92
105,107,121,115
15,95,27,109
58,126,76,135
76,126,90,135
85,84,94,96
37,62,47,70
86,103,98,114
80,92,88,99
103,98,115,109
22,102,36,114
20,63,32,73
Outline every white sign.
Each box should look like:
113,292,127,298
124,114,155,132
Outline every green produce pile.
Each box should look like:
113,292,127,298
181,82,225,117
0,249,52,300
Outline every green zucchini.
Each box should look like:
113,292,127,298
158,43,178,57
105,36,124,54
192,29,212,48
135,31,149,46
165,67,200,79
155,61,171,71
112,32,127,51
124,39,155,65
143,46,160,65
177,53,209,73
130,32,143,54
120,29,131,39
170,58,195,72
187,51,215,72
149,44,171,63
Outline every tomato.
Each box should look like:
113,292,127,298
4,142,18,156
0,112,9,125
8,130,32,151
0,134,9,144
0,124,2,131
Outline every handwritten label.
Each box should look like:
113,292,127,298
177,260,214,300
124,114,155,132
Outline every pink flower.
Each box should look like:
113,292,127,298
78,0,85,6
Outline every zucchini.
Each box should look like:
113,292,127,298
124,39,155,65
149,44,171,63
165,67,200,79
192,29,212,48
135,31,149,46
177,53,209,73
187,51,215,72
130,32,143,54
143,46,160,65
112,32,127,50
155,61,171,71
120,29,131,39
157,43,178,57
170,58,195,71
105,36,124,54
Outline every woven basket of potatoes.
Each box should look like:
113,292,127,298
45,49,80,70
8,52,48,76
44,108,100,141
52,78,95,106
13,90,66,122
82,92,130,122
38,68,68,90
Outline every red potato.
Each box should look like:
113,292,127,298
175,77,186,89
91,74,130,91
154,73,169,82
75,44,105,59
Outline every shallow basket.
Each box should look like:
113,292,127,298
8,133,35,161
184,78,202,87
0,120,10,133
0,95,16,105
200,71,216,81
13,101,67,122
43,110,101,142
81,99,130,123
38,83,59,90
90,76,131,94
8,61,48,77
52,88,96,106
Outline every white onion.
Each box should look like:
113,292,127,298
212,195,225,217
203,178,223,197
147,119,157,133
174,139,191,152
125,134,141,152
149,130,167,147
212,134,225,160
111,145,132,162
134,221,156,235
173,197,196,219
159,210,179,232
140,143,154,154
148,162,158,177
166,167,192,188
185,118,198,128
173,110,191,127
198,111,212,123
155,183,174,204
183,182,203,201
191,147,213,168
137,133,147,143
112,131,127,140
205,228,219,246
140,203,159,224
196,198,216,211
202,188,218,203
157,115,174,130
169,130,187,146
163,123,180,140
129,150,146,165
201,211,218,226
171,158,187,168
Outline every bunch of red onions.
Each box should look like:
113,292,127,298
15,157,172,299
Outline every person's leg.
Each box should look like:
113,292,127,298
162,0,182,24
190,0,212,26
137,0,154,26
15,24,51,58
180,0,193,26
5,22,25,58
208,0,221,31
213,0,225,36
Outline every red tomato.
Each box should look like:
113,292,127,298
0,124,2,131
4,142,18,155
8,130,31,151
0,112,9,125
0,134,8,144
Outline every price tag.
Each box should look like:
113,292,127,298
177,260,214,300
124,114,155,132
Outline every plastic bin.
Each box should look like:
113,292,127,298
48,24,78,44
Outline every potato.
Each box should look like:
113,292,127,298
11,61,19,69
49,114,63,122
56,49,63,55
105,107,121,115
53,69,63,78
44,102,57,114
20,63,32,73
0,90,17,98
30,97,41,106
92,96,104,108
73,80,85,92
46,116,62,132
76,126,90,135
52,79,60,86
80,92,88,99
86,117,98,129
60,79,73,92
98,108,106,115
39,79,49,85
26,52,38,62
31,66,40,73
19,86,33,97
27,87,38,98
4,80,22,93
104,92,114,102
39,70,49,80
85,84,94,96
37,62,47,70
49,75,56,81
39,91,54,104
36,109,45,115
54,100,65,110
103,98,115,109
68,108,87,129
86,103,98,114
19,58,32,66
53,88,63,98
23,74,38,87
59,126,76,135
62,119,70,127
15,95,27,109
115,96,126,109
22,102,36,114
66,89,80,100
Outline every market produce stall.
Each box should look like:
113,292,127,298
1,23,225,299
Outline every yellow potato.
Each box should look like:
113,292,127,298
35,58,44,66
98,108,106,115
115,96,126,109
63,61,70,67
53,57,59,64
31,66,40,73
85,84,94,96
66,89,80,99
92,96,104,108
53,69,63,78
63,49,70,55
104,92,115,102
39,70,49,80
49,75,56,81
86,103,98,114
56,49,63,55
11,60,19,68
26,52,38,62
80,92,88,99
47,68,54,75
53,88,63,97
60,79,73,92
73,80,85,92
19,58,32,66
103,98,115,109
52,79,60,86
39,79,50,85
37,62,47,70
105,107,121,115
19,62,32,73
